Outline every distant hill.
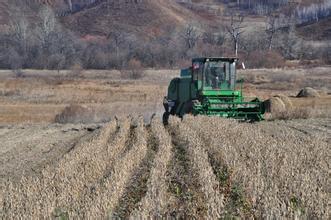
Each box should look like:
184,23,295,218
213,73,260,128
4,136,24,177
1,0,330,69
297,15,331,40
1,0,330,41
60,0,197,39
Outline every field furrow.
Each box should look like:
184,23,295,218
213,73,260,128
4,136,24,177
0,120,118,219
64,117,132,216
0,114,329,219
130,117,173,218
173,117,225,219
0,125,92,183
184,115,330,219
163,117,208,218
79,116,148,219
113,124,158,218
183,117,254,218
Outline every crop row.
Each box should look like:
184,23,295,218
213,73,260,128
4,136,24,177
1,119,117,219
171,117,225,219
183,115,329,219
131,117,173,218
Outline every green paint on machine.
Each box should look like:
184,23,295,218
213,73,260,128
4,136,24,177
163,57,265,124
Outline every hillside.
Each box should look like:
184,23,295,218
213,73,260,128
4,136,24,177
1,0,330,40
297,15,331,40
60,0,197,38
56,0,331,41
0,0,8,25
0,0,330,70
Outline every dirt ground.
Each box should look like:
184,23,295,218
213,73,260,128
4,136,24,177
0,67,330,218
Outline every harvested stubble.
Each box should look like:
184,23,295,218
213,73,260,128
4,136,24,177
0,117,133,219
164,116,207,218
169,116,224,219
70,117,132,217
184,115,329,219
85,117,148,218
130,118,173,218
1,119,117,219
0,115,329,219
113,121,158,218
184,116,253,218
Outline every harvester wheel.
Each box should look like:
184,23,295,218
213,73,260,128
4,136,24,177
162,112,170,125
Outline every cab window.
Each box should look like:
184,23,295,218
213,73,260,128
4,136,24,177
192,62,203,81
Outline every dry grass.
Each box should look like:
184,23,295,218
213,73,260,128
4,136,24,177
0,68,329,124
238,67,331,99
0,69,170,124
270,107,312,120
184,115,329,219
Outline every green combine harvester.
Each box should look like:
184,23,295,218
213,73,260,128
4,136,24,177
163,57,265,124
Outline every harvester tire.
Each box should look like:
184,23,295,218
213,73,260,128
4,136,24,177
162,112,170,125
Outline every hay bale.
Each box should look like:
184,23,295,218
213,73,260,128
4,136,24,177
274,94,293,109
264,97,286,113
297,87,319,98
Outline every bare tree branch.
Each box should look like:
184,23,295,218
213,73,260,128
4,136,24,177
226,14,245,56
265,13,279,50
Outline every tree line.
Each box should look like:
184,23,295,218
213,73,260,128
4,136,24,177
0,2,330,73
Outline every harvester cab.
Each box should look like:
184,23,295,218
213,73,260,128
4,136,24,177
163,57,265,124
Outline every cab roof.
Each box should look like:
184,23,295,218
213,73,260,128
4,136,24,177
192,57,238,63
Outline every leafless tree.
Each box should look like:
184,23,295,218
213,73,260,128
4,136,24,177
37,5,56,47
182,23,200,50
67,0,73,11
226,14,245,57
48,53,65,73
7,2,32,59
281,21,301,59
8,48,23,77
265,13,279,50
107,30,126,57
9,18,29,49
202,26,226,47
